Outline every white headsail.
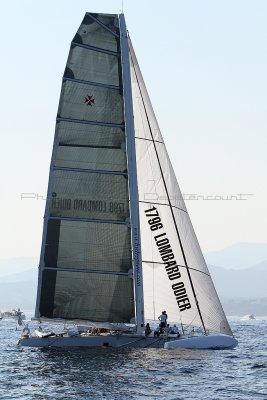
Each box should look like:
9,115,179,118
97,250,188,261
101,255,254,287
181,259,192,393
129,39,232,336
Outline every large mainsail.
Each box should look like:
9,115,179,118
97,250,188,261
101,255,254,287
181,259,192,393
35,13,138,326
129,40,232,336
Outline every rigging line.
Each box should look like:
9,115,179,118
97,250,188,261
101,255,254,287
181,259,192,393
129,42,207,335
47,337,63,347
143,337,165,348
182,312,199,331
135,136,164,144
179,316,185,335
86,13,120,38
142,261,210,277
152,263,155,320
117,336,146,348
139,200,188,214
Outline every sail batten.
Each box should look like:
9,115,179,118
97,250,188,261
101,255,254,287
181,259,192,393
63,77,121,90
71,42,119,56
56,117,124,128
43,267,130,276
54,167,128,175
59,144,121,149
49,216,129,225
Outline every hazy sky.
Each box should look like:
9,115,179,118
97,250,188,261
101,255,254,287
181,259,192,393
1,0,266,259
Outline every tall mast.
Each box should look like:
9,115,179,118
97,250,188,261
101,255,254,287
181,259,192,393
119,14,144,334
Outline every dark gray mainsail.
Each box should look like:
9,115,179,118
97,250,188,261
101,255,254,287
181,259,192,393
35,13,139,326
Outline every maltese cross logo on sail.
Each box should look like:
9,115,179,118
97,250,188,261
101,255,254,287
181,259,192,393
84,95,95,106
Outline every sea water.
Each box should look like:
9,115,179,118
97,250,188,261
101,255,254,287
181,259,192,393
0,316,266,399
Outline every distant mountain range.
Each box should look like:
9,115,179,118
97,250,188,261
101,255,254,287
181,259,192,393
0,257,38,278
0,269,37,310
2,242,266,277
0,243,267,315
208,261,267,299
205,242,267,269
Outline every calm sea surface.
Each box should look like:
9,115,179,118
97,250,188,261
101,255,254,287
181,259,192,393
0,315,266,400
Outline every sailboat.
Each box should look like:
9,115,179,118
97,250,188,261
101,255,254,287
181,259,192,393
19,12,237,349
